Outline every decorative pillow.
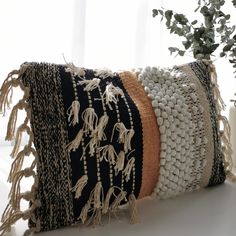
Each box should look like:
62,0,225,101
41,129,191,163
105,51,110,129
0,60,234,235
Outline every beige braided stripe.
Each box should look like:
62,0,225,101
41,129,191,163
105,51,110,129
119,71,160,198
179,65,214,187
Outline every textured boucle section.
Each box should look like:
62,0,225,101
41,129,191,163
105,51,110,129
189,61,226,186
138,66,209,199
177,65,214,188
119,71,160,199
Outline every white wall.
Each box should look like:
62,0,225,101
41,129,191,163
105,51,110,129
0,0,235,145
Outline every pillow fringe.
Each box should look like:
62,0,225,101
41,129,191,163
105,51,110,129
203,59,236,181
0,66,41,235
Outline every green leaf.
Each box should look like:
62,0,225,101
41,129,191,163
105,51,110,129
220,52,226,57
182,40,192,49
165,10,173,21
210,43,219,52
174,13,188,25
152,9,158,17
191,20,198,25
178,50,185,56
225,14,231,20
223,44,233,51
168,47,179,55
200,6,208,15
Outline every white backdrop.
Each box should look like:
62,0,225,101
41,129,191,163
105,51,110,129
0,0,235,145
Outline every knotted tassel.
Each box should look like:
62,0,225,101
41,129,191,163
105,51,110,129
111,123,134,153
82,108,98,135
67,100,80,126
11,124,30,158
123,157,135,182
102,187,115,214
5,101,29,141
94,68,114,79
94,181,103,209
5,106,19,141
129,193,139,224
103,83,124,110
213,85,226,111
124,129,135,153
8,150,26,183
0,211,23,236
114,151,125,175
71,175,88,199
93,114,109,141
88,135,99,156
9,167,35,210
93,208,102,226
219,115,231,138
1,204,13,223
110,190,127,213
78,78,101,91
98,145,117,164
65,63,86,78
111,122,127,142
67,129,84,153
79,202,91,224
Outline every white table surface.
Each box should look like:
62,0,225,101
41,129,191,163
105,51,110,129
1,147,236,236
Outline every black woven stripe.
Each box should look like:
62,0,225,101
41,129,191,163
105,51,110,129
188,61,226,186
59,67,143,220
21,63,74,231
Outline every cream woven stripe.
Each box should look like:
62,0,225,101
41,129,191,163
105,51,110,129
179,65,214,187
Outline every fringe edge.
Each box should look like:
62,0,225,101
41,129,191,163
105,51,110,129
202,59,236,181
75,183,138,226
0,65,41,236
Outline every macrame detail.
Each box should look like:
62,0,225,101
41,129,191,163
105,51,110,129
139,66,211,199
0,66,40,236
202,60,236,181
65,65,139,225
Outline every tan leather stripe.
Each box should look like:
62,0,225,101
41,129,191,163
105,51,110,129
119,71,160,198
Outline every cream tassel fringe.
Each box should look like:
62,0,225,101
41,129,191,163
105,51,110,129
129,193,139,224
5,101,29,141
71,175,88,199
103,82,124,110
203,60,235,181
8,166,35,210
67,129,84,153
102,187,115,214
65,63,86,78
10,123,31,158
0,200,41,236
123,157,135,182
82,108,98,135
111,122,135,153
0,66,41,236
110,191,127,213
78,181,104,225
114,151,125,175
78,78,101,91
98,145,117,164
88,114,109,156
67,100,80,126
0,67,27,116
92,114,109,141
8,146,34,183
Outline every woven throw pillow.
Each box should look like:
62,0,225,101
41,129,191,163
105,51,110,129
0,60,234,235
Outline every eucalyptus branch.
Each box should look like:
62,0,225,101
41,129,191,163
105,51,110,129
153,0,236,77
